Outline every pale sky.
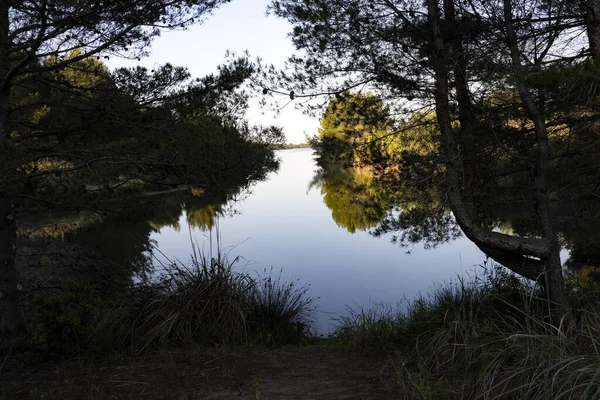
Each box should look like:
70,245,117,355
107,0,319,144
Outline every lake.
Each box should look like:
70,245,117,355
150,148,488,334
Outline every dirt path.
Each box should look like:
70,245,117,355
1,346,402,399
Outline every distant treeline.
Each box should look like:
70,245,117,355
270,143,311,150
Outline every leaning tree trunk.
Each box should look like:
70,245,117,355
425,0,569,327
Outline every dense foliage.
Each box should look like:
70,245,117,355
265,0,600,319
10,52,282,208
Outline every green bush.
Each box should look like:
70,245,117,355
25,281,101,361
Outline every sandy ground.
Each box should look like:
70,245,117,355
1,346,404,399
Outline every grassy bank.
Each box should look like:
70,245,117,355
6,258,600,399
334,265,600,399
18,249,316,363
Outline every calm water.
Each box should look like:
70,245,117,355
151,148,487,333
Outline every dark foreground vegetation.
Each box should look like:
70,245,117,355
5,0,600,398
335,265,600,399
4,259,600,399
19,249,316,363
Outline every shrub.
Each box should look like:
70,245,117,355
25,281,101,361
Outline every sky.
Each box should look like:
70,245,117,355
107,0,319,144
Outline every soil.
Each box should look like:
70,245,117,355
0,346,403,399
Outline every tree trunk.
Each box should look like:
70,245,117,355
443,0,478,205
0,0,9,142
0,195,21,349
425,0,569,326
504,0,568,324
582,0,600,58
0,1,23,349
543,242,568,326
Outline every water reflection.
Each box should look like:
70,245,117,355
152,149,488,333
23,148,600,332
19,154,278,294
308,163,462,249
308,167,385,233
308,152,600,290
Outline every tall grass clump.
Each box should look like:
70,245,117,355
334,303,406,349
95,236,316,353
95,249,252,352
246,267,317,344
334,263,600,399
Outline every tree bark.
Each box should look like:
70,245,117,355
0,0,10,141
504,0,568,323
582,0,600,58
0,195,21,349
0,1,24,348
442,0,478,204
